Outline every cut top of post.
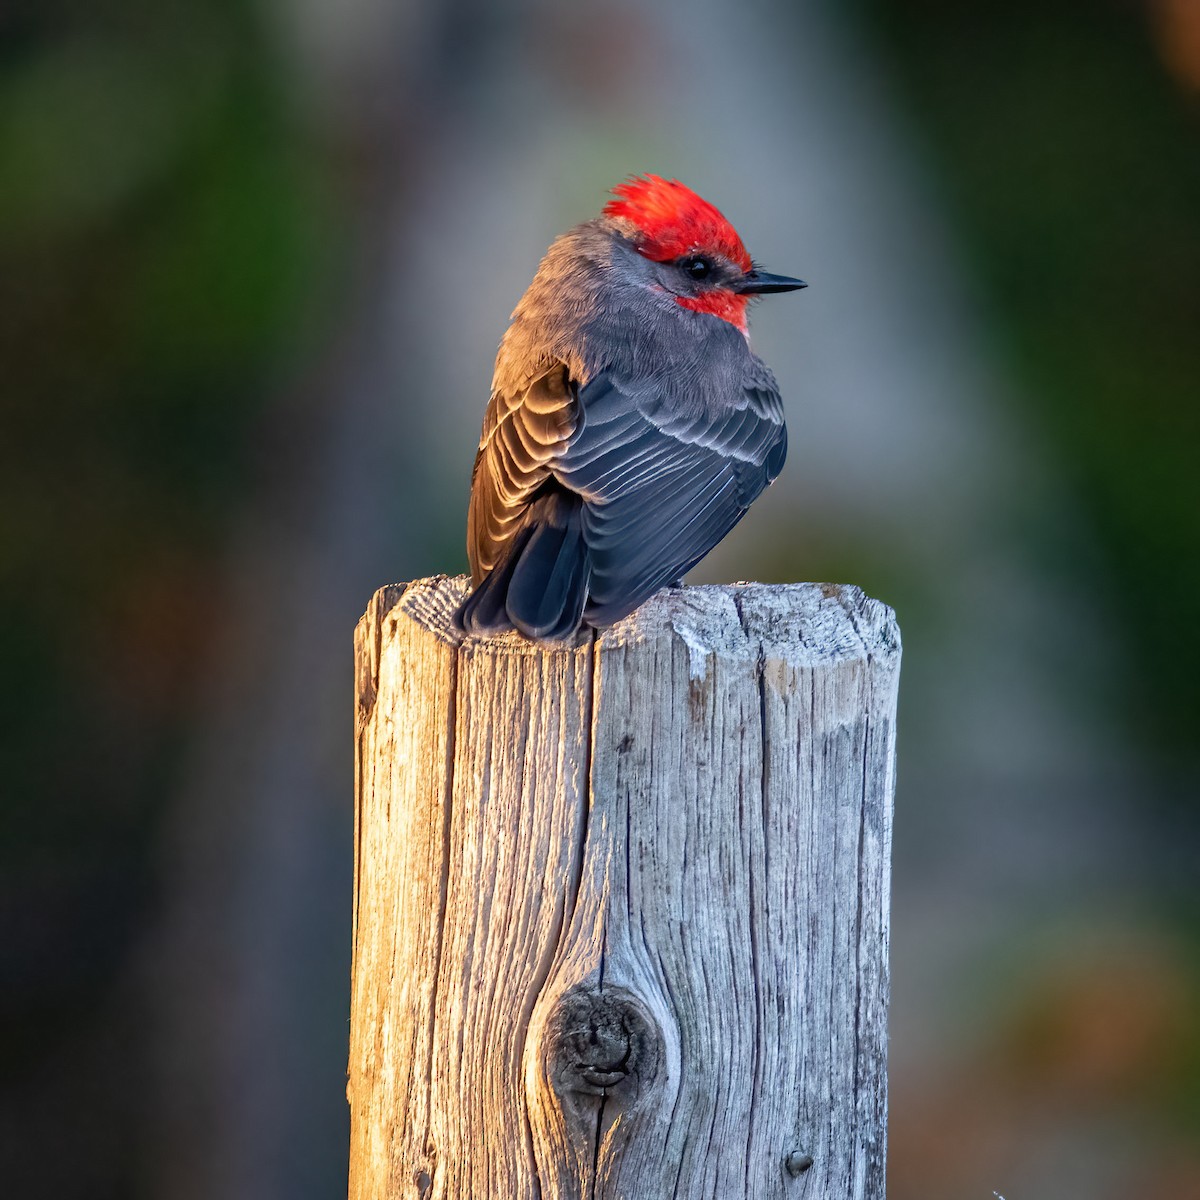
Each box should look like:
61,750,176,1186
358,574,899,673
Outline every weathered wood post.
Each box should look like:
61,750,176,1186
349,574,900,1199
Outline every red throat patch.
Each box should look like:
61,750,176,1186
675,290,750,330
604,175,754,331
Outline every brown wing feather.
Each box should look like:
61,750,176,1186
467,363,578,582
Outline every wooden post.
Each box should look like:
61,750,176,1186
349,575,900,1199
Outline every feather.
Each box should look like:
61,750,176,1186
505,491,590,639
459,358,786,635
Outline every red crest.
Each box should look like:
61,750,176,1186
603,175,752,272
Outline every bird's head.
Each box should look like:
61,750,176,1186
602,174,806,332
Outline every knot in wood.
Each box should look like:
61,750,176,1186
784,1151,814,1178
547,985,657,1097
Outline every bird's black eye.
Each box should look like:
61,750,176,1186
682,256,713,281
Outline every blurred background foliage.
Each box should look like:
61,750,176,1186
1,0,1197,1197
865,0,1200,759
1,0,340,1189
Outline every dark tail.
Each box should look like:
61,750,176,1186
457,490,590,640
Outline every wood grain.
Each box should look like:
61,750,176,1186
348,575,900,1199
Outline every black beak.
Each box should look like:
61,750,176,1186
735,269,808,295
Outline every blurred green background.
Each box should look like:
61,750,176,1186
1,1,1197,1197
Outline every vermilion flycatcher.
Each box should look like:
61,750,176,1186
459,175,805,639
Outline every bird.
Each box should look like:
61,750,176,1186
457,174,806,640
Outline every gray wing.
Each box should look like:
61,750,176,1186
557,364,787,626
467,363,578,583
